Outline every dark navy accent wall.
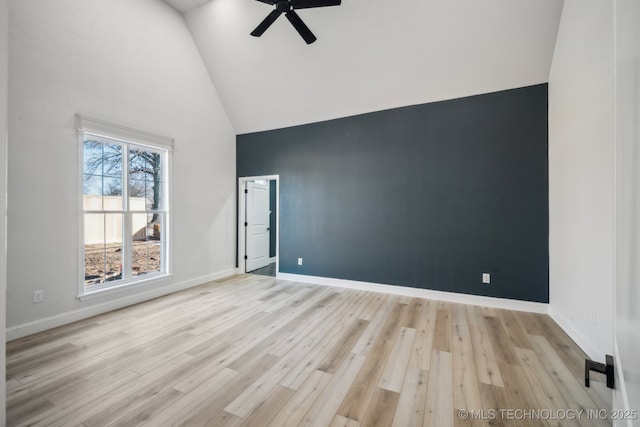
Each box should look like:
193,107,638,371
237,84,549,303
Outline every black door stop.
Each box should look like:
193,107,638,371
585,354,615,389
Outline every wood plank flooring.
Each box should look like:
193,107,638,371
6,274,612,426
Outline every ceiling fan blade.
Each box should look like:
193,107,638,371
255,0,277,4
291,0,341,9
251,10,282,37
285,10,317,44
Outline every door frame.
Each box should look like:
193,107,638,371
612,0,639,420
238,175,280,275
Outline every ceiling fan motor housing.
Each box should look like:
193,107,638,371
276,1,290,12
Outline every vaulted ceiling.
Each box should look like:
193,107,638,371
165,0,564,134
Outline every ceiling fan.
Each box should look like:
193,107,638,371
251,0,341,44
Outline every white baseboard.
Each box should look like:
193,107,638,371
277,273,549,314
6,268,236,341
269,256,276,263
548,307,602,361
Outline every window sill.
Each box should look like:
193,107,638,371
77,273,174,301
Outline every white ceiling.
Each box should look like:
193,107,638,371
166,0,564,134
165,0,212,14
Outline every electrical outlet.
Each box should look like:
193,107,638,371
298,257,303,266
482,273,491,284
33,290,44,303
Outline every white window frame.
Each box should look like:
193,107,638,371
76,114,173,298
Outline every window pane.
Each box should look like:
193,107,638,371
85,213,122,260
132,243,147,276
85,249,105,286
83,174,102,197
129,148,162,212
129,149,147,181
132,213,148,242
148,243,161,273
103,177,123,211
129,179,146,211
131,243,161,276
83,174,103,210
83,140,124,178
84,213,105,247
129,148,161,193
105,246,123,282
145,179,161,210
83,140,103,175
103,144,123,178
131,213,162,242
149,213,162,241
103,177,122,196
105,214,123,248
84,140,124,213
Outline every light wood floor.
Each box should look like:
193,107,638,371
7,274,612,427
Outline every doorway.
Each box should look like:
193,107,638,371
238,175,279,277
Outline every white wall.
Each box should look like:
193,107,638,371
7,0,236,337
548,0,614,361
1,0,8,421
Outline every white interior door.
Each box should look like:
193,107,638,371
246,181,270,272
613,0,640,423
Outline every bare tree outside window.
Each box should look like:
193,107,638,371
84,141,162,210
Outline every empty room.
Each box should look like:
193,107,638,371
0,0,639,426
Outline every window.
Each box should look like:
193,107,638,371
78,115,171,295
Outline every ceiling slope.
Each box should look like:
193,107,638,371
168,0,563,134
165,0,212,14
